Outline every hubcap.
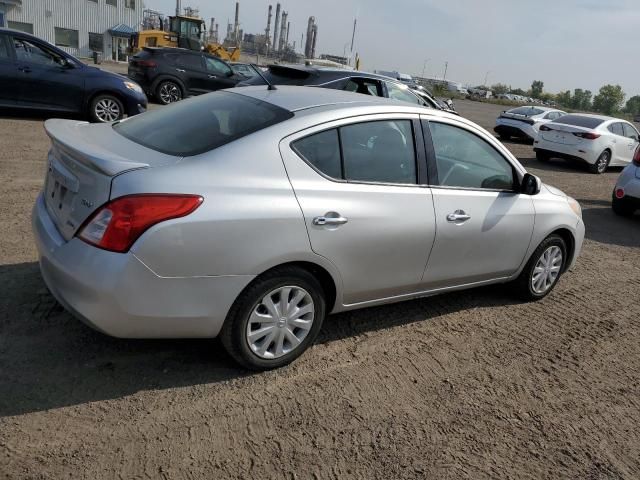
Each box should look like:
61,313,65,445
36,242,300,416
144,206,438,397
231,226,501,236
246,286,314,360
597,152,610,172
159,83,181,103
95,98,120,122
531,246,563,294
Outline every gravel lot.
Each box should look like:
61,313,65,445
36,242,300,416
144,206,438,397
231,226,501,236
1,99,639,479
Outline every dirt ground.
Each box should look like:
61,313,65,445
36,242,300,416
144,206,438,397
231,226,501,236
1,100,639,479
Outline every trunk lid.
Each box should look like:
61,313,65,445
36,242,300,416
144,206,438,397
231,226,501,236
43,119,179,240
539,123,592,146
498,112,536,125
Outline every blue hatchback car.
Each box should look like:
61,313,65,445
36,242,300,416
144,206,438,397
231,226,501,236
0,28,147,122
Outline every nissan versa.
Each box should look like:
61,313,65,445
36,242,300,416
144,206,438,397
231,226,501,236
32,87,585,370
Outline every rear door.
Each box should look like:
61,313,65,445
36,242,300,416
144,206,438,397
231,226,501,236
10,36,84,112
280,114,437,305
173,52,208,95
621,123,640,165
203,56,238,91
607,122,628,165
0,33,17,106
421,117,535,288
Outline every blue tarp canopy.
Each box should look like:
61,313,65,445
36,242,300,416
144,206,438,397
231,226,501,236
109,24,136,37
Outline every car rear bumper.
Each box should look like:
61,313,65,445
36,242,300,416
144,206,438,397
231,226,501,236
32,193,254,339
533,145,599,165
614,165,640,204
122,90,148,117
494,124,535,140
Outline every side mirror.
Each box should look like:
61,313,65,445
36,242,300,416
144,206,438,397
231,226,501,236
60,58,74,68
521,173,541,195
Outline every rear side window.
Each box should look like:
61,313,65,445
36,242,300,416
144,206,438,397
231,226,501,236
608,123,624,136
292,120,417,185
553,115,604,129
114,91,294,156
0,36,10,60
623,123,639,140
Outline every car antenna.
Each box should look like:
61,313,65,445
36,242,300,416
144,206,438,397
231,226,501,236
252,64,277,90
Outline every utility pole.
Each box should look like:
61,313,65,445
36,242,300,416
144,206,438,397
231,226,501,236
350,18,357,53
443,61,448,81
484,70,491,87
421,58,430,78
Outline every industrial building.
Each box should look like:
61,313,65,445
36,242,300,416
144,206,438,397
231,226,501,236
0,0,143,61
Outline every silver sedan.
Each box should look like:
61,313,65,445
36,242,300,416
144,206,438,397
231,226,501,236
32,86,585,370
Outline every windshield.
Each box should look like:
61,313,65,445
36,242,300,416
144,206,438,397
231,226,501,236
113,91,293,156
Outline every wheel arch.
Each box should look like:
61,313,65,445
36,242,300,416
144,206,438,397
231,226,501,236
151,75,186,97
548,227,575,273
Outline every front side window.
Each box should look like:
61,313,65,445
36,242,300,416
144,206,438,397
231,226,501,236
386,82,421,105
13,38,65,66
429,122,515,190
623,123,639,140
205,56,232,76
292,120,417,185
54,27,79,48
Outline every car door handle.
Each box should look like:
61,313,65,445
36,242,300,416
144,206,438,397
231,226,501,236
313,215,348,226
446,210,471,222
18,66,31,73
208,74,217,78
175,68,185,73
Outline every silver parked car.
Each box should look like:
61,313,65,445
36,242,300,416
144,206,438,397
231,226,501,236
32,86,585,370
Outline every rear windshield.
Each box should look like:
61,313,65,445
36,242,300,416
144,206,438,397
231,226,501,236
507,107,545,116
552,115,605,129
113,91,293,156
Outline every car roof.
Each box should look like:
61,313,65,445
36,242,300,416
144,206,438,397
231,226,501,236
267,64,402,83
557,113,620,122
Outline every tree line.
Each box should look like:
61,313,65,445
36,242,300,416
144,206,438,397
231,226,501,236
481,81,638,116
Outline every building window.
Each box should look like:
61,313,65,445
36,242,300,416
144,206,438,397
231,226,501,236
125,0,135,8
106,0,117,6
89,33,103,52
88,0,97,3
8,21,34,34
54,28,79,48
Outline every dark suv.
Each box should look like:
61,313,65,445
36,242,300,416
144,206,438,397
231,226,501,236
128,47,247,104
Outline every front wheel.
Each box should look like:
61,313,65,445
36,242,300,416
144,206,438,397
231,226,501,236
589,150,610,174
90,94,124,123
512,234,567,301
220,267,326,370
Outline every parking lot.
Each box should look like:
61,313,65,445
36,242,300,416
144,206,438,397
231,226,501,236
1,99,639,479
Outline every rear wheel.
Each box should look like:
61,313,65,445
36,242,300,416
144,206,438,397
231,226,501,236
156,80,183,105
90,94,124,123
220,267,326,370
536,151,550,162
512,234,567,301
589,150,610,174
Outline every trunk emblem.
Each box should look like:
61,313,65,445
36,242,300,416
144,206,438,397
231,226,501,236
81,198,94,209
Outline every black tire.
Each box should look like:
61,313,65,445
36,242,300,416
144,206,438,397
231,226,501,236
89,94,124,123
536,151,550,162
612,195,636,217
589,150,611,174
220,266,327,371
155,80,183,105
511,234,567,301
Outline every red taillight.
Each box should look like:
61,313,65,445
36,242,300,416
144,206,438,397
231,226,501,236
615,188,625,199
572,131,600,140
136,59,157,68
78,194,203,253
633,146,640,166
539,124,552,131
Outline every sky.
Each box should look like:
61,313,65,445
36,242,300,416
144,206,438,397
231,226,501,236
148,0,640,97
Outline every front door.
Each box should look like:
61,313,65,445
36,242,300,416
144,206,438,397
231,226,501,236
280,115,436,305
10,36,84,112
621,123,640,165
203,56,237,91
421,118,535,288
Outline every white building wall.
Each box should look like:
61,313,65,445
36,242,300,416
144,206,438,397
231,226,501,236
5,0,143,60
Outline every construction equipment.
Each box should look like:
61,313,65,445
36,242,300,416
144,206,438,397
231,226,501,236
130,13,241,62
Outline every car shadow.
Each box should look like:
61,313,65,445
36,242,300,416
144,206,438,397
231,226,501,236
578,198,640,247
0,261,523,417
0,107,80,122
